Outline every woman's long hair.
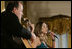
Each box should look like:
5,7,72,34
34,22,52,48
34,21,49,36
34,22,44,37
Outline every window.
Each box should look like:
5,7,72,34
55,33,68,48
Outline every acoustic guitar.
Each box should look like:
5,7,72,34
21,38,35,48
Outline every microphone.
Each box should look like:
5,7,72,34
48,30,58,39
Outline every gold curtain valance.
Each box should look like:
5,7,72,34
39,15,71,35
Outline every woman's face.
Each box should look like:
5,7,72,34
41,23,48,34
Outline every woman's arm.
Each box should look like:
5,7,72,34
52,39,56,48
50,32,56,48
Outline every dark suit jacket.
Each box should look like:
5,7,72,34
1,11,32,48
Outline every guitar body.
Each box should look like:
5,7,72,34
21,38,34,48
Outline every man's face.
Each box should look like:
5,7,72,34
14,3,23,20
